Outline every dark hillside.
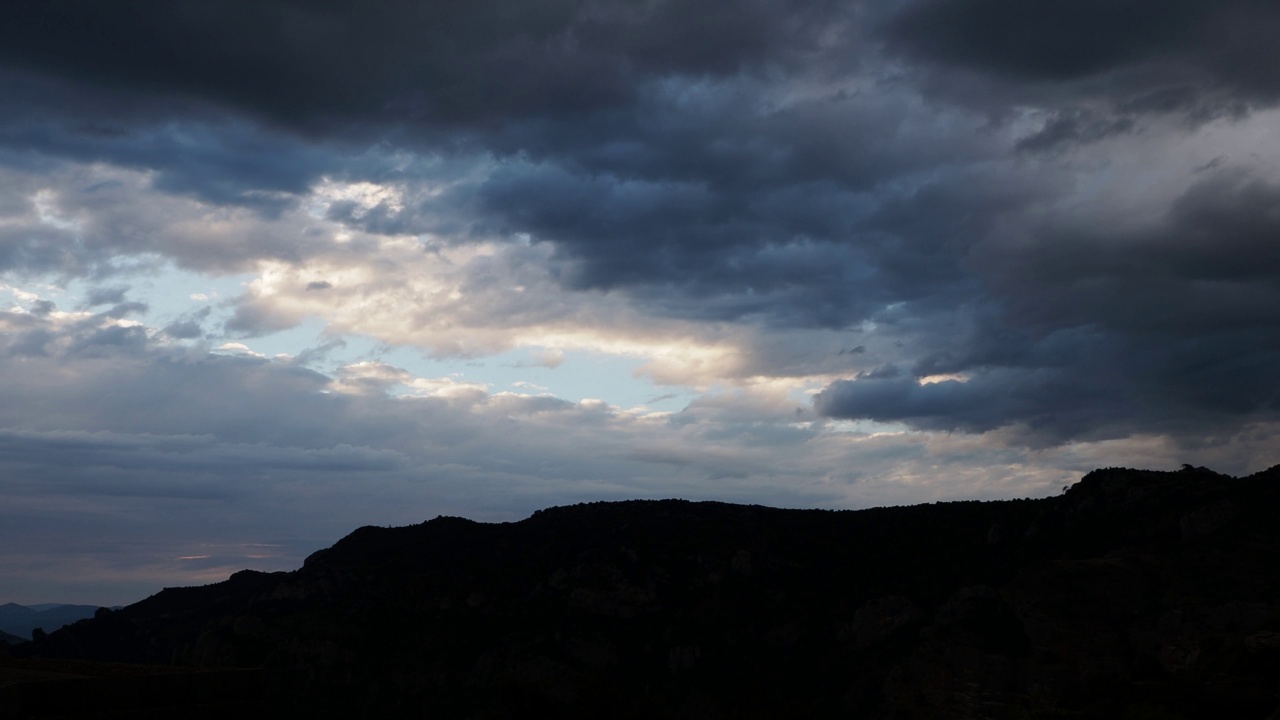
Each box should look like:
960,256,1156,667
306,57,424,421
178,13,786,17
0,604,104,641
11,465,1280,718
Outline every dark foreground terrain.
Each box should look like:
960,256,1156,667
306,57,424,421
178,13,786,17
6,465,1280,718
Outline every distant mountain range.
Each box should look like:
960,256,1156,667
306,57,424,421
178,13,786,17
7,465,1280,718
0,603,106,640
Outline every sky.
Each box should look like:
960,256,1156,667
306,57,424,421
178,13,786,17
2,0,1278,605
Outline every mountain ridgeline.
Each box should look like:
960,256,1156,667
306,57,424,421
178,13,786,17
0,604,106,642
9,465,1280,718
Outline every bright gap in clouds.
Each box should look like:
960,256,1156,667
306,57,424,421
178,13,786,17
4,272,706,416
5,262,247,332
375,346,703,414
248,326,705,415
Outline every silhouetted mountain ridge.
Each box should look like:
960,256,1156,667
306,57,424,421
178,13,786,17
12,464,1280,718
0,604,106,641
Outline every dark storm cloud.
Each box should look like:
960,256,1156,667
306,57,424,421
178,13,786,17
816,327,1280,443
1014,108,1136,154
0,86,333,211
816,370,1068,436
798,1,1280,448
817,167,1280,441
888,0,1280,121
0,0,849,129
976,170,1280,335
890,0,1280,86
891,0,1205,81
465,88,1008,326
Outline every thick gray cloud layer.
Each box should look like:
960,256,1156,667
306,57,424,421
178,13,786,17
1,0,843,126
891,0,1280,100
1,0,1278,601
